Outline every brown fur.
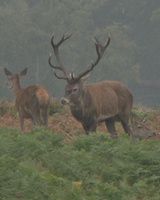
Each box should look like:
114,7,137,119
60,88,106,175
49,33,133,138
4,68,50,131
131,118,157,140
86,81,132,121
61,79,133,139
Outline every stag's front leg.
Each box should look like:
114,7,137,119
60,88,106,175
121,120,131,136
82,120,97,135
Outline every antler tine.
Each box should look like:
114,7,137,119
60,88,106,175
103,34,111,51
48,54,69,80
93,35,111,57
51,33,73,49
49,33,73,79
74,35,111,81
48,54,63,71
92,37,100,57
53,71,69,80
57,33,73,47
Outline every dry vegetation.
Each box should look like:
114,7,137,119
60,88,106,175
0,99,160,140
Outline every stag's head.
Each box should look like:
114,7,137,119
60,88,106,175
48,33,110,105
4,68,27,89
60,74,90,105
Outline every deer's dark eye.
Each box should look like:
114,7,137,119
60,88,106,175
72,87,78,93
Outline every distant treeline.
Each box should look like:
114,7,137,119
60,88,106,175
0,0,160,107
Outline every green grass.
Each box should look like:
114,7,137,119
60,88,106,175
0,127,160,200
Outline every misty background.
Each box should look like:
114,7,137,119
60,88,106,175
0,0,160,108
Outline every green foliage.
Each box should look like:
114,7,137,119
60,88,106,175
49,100,64,116
0,128,160,199
131,108,148,120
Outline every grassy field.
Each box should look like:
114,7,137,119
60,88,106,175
0,100,160,199
0,126,160,200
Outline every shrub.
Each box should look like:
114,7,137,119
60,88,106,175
131,106,148,120
0,128,160,200
0,99,17,117
49,97,64,116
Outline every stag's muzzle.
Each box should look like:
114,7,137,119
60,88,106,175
60,97,69,105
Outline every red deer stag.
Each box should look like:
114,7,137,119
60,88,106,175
4,68,50,131
48,33,133,138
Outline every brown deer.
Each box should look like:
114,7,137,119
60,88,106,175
130,116,157,140
48,33,133,139
4,67,50,131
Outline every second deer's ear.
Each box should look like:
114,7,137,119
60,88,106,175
131,115,135,125
20,67,27,76
4,68,12,76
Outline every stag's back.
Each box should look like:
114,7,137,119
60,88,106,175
86,81,133,120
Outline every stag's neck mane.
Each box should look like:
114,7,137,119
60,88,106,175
69,86,93,122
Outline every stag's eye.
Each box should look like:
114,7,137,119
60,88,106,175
72,87,78,93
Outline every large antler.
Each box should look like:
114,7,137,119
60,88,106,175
48,33,72,80
73,35,111,81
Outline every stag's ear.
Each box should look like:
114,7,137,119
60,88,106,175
20,67,27,76
4,68,12,76
81,74,91,85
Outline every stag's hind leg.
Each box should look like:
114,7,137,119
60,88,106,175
105,118,118,139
